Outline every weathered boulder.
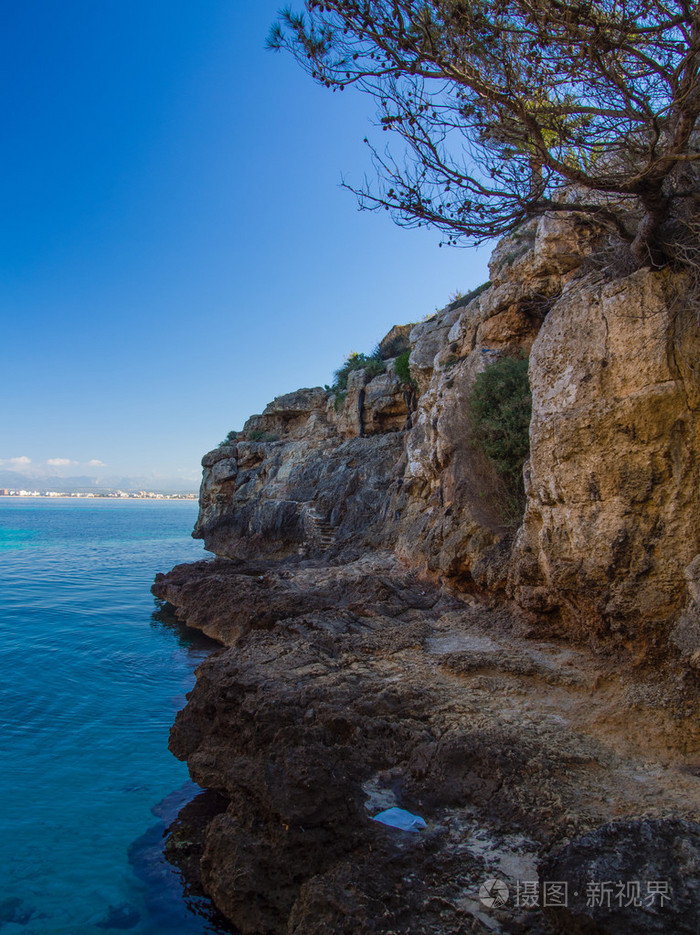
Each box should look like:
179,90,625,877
408,305,462,395
245,386,332,442
194,432,406,561
362,372,410,434
201,445,237,468
378,322,412,359
264,387,328,416
509,268,700,648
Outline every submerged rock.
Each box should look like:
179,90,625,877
95,903,140,930
0,897,34,927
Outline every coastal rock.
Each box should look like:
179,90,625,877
194,432,405,561
540,819,700,934
408,305,462,394
378,323,412,359
510,268,700,647
362,373,410,435
201,445,237,468
333,368,369,438
152,552,443,645
387,213,601,589
258,387,330,439
157,210,700,933
159,559,699,934
190,209,700,651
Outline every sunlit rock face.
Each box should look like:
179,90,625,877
510,266,700,654
390,213,602,594
192,212,698,658
156,212,699,935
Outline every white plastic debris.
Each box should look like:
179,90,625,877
372,806,427,832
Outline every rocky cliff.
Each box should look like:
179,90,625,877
154,215,699,934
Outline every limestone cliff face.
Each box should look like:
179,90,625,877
392,214,590,587
191,212,698,662
155,213,700,935
510,267,700,656
195,390,406,562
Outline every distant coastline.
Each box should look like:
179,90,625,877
0,490,197,500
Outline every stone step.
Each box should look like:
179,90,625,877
304,507,338,549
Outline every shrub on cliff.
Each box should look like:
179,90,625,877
219,430,238,447
470,355,531,521
324,349,387,410
331,349,386,393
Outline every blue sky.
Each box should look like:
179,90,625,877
1,1,491,489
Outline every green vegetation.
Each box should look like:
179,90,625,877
468,280,492,301
247,430,280,443
333,349,386,391
394,350,416,389
219,428,280,445
219,430,238,447
470,355,532,522
326,348,387,408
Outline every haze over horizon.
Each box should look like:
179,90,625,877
0,455,199,494
2,1,491,482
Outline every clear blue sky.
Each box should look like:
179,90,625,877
1,1,491,489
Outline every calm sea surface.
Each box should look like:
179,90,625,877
0,498,225,934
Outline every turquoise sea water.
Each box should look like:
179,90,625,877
0,498,225,934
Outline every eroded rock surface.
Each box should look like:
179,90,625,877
155,558,699,934
540,819,700,934
156,211,699,932
510,268,700,652
191,211,698,656
195,433,405,562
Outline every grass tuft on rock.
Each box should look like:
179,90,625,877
218,430,239,447
394,350,417,388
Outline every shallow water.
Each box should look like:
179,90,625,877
0,498,225,934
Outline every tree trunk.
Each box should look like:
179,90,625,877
630,187,670,267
